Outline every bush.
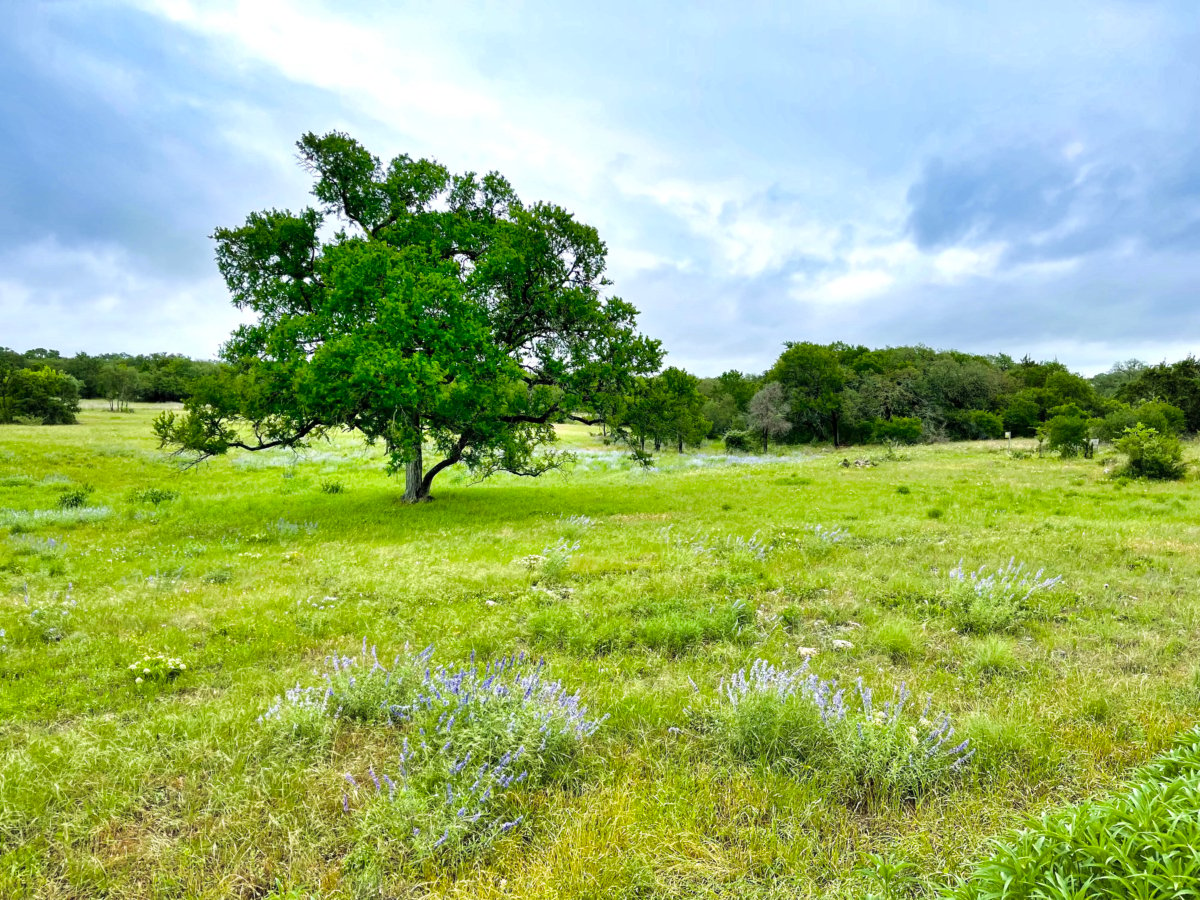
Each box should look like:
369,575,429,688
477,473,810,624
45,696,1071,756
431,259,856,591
870,417,923,444
319,479,346,494
0,367,82,425
944,559,1062,633
944,727,1200,899
953,410,1004,440
723,430,756,452
1094,400,1187,442
56,484,95,509
1039,409,1091,457
129,487,178,505
262,642,604,870
702,659,973,805
1114,424,1187,480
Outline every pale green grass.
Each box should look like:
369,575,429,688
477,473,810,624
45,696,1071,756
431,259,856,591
0,408,1198,897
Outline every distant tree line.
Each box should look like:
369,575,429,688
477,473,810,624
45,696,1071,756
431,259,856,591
0,347,222,425
614,344,1200,454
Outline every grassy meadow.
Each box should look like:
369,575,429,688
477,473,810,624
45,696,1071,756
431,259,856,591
2,403,1200,898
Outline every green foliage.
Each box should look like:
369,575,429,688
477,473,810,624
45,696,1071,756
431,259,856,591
1118,355,1200,431
1095,401,1187,442
319,479,346,494
1039,406,1091,457
154,131,661,501
768,341,848,445
56,484,94,509
1002,392,1042,437
723,429,755,452
127,652,187,683
128,487,178,505
870,416,923,444
1114,424,1187,480
704,661,973,806
944,728,1200,899
952,409,1004,440
746,382,791,451
0,367,81,425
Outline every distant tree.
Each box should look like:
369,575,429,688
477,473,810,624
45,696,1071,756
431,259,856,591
1039,404,1091,457
1091,359,1147,399
1002,392,1042,437
155,131,661,501
1119,357,1200,432
1093,399,1186,442
0,367,81,424
98,362,141,411
658,368,711,452
768,342,848,446
746,382,790,451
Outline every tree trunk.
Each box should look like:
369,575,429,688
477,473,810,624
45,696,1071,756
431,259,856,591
762,428,768,452
402,441,429,503
677,435,683,453
832,412,840,448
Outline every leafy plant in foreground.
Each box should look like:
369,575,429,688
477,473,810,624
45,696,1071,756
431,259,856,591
943,727,1200,898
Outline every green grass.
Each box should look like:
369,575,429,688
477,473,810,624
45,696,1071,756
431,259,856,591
1,404,1199,897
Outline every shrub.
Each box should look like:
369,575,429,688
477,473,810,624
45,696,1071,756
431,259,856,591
0,367,82,425
1094,400,1186,442
723,430,756,452
953,410,1004,440
944,727,1200,898
703,659,972,805
129,487,178,505
870,417,923,444
56,484,94,509
319,479,345,494
1039,407,1091,457
262,643,604,869
944,559,1062,633
1114,424,1187,480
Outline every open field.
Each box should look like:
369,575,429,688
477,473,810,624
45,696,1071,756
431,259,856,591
2,405,1200,898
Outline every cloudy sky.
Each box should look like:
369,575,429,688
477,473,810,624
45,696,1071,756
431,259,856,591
3,1,1199,375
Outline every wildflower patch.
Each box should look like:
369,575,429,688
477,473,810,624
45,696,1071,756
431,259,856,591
699,658,973,805
260,642,605,869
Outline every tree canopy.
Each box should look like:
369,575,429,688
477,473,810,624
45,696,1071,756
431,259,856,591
155,132,662,500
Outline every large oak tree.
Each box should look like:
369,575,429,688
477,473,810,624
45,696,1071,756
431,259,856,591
156,132,661,501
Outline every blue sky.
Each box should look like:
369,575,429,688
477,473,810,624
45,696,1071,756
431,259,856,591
3,0,1199,375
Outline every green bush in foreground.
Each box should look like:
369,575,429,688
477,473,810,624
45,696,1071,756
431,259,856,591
944,727,1200,898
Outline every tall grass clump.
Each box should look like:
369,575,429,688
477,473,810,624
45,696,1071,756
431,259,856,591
260,642,605,873
944,727,1200,898
945,558,1062,633
702,658,972,805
